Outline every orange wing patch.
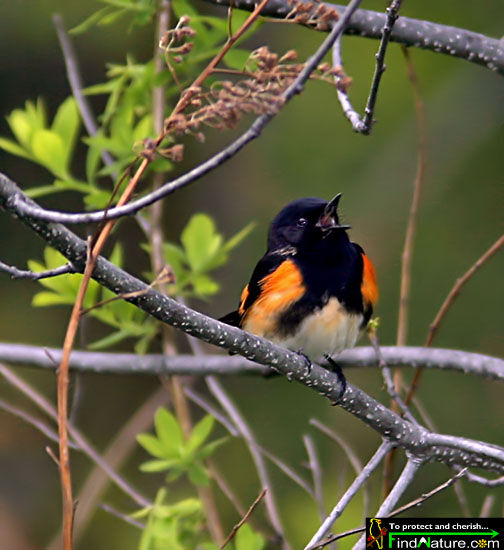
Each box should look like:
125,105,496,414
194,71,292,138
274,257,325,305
242,259,305,338
361,253,378,308
238,284,249,315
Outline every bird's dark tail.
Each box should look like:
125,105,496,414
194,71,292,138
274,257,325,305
219,310,241,327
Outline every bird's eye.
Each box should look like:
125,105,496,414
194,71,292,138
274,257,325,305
297,217,307,228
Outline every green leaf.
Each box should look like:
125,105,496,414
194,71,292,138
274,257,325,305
32,291,75,307
235,524,265,550
223,48,251,71
51,98,80,168
195,436,229,461
223,221,255,253
172,0,199,18
32,129,68,178
0,137,32,160
139,459,178,473
137,433,166,459
181,213,222,272
187,415,214,454
88,329,135,350
154,408,184,457
86,145,102,185
187,463,209,486
70,6,115,34
192,274,219,297
7,109,34,148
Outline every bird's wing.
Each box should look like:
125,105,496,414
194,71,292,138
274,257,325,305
219,252,287,327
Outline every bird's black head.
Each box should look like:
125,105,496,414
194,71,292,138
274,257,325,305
267,194,350,253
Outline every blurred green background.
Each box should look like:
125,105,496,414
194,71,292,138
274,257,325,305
0,1,503,548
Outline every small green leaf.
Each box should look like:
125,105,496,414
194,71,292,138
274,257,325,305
0,137,32,160
196,436,229,461
223,221,255,253
223,48,250,71
187,415,214,454
70,6,115,34
32,291,74,307
192,274,219,297
139,459,177,473
88,329,135,350
181,213,220,272
51,97,80,168
137,433,166,459
187,463,209,486
235,524,265,550
154,408,184,456
172,0,199,18
6,109,33,148
32,129,68,178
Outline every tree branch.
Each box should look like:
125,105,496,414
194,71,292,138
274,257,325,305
0,261,75,280
203,0,504,75
1,342,502,381
1,175,504,475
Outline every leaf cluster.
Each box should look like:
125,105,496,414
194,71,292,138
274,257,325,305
137,408,227,486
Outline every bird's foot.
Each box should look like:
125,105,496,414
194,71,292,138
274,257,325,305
296,348,312,373
323,354,347,403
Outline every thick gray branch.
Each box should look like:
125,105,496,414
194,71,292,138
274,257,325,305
203,0,504,75
1,343,502,381
1,174,504,474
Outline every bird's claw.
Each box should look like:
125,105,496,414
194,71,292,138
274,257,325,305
296,348,312,373
323,354,347,403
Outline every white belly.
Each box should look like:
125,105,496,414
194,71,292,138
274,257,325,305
275,297,363,360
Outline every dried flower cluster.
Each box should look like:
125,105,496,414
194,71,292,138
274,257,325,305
155,46,351,162
285,0,340,31
159,15,195,64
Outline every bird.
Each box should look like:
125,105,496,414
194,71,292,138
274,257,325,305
220,194,378,391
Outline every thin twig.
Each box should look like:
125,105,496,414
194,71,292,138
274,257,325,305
52,14,116,170
462,469,504,488
480,496,495,517
332,36,366,131
99,504,145,530
304,441,393,550
352,458,422,550
220,488,267,549
0,397,77,449
0,261,75,280
309,418,369,516
303,435,326,520
405,233,504,404
49,387,168,548
396,46,426,350
368,328,417,424
308,468,467,549
206,376,290,547
361,0,403,133
0,364,150,509
185,387,239,436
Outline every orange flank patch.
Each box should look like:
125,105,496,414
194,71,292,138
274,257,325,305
361,254,378,308
238,284,249,315
242,259,305,337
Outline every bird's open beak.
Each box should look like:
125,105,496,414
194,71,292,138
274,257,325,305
316,193,351,231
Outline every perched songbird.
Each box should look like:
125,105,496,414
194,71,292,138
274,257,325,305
220,194,378,377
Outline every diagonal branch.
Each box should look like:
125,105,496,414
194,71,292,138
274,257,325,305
1,175,504,476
